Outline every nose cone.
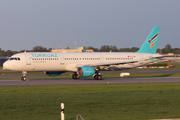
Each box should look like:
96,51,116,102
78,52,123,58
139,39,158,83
3,61,10,70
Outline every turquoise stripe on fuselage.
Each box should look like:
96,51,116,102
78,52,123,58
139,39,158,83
136,27,160,54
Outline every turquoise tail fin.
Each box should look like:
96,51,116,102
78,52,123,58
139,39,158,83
136,27,160,54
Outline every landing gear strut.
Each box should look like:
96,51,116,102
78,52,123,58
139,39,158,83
72,73,80,80
21,71,27,81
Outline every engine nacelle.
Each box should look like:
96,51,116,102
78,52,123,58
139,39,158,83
77,67,95,77
46,71,65,77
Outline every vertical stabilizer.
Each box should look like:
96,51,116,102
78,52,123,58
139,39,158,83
136,27,160,54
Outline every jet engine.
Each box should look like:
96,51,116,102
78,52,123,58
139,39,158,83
46,71,65,76
77,67,95,77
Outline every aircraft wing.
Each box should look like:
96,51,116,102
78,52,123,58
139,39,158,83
75,60,141,68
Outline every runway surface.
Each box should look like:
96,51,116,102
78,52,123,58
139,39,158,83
1,77,180,86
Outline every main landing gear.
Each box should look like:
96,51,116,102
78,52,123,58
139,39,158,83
21,71,27,81
94,68,102,80
72,73,80,80
94,74,102,80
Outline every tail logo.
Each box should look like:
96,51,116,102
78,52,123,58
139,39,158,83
147,32,158,48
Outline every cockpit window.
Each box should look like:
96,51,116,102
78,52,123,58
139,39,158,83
9,57,21,61
10,58,14,60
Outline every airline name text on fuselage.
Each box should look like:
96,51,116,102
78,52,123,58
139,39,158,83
31,54,58,58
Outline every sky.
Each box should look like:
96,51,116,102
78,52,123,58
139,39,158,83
0,0,180,51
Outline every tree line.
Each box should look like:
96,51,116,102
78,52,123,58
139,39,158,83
0,46,51,57
0,44,180,57
86,44,180,54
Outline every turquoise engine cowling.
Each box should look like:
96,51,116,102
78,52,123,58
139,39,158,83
77,67,95,77
46,71,65,76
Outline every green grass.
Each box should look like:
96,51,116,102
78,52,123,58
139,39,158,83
1,84,180,120
147,63,168,67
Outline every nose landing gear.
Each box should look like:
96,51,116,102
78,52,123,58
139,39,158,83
21,71,27,81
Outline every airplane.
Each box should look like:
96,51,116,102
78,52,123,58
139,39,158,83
3,27,162,81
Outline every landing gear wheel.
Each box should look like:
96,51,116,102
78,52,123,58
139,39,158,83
21,71,27,81
72,73,80,79
97,75,102,80
94,75,102,80
94,75,98,80
76,75,80,79
21,77,26,81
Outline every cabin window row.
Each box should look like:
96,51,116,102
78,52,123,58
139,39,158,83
31,57,133,61
106,58,133,60
65,58,100,60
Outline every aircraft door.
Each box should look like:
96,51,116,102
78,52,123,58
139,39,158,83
100,55,104,63
25,53,31,65
59,54,65,65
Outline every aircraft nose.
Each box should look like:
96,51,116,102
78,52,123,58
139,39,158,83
3,61,9,70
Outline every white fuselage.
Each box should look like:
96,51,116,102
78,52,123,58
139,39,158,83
3,52,159,72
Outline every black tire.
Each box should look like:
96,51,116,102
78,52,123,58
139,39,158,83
94,75,102,80
94,75,98,80
72,74,80,80
76,75,80,79
21,77,26,81
97,75,102,80
72,74,76,79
